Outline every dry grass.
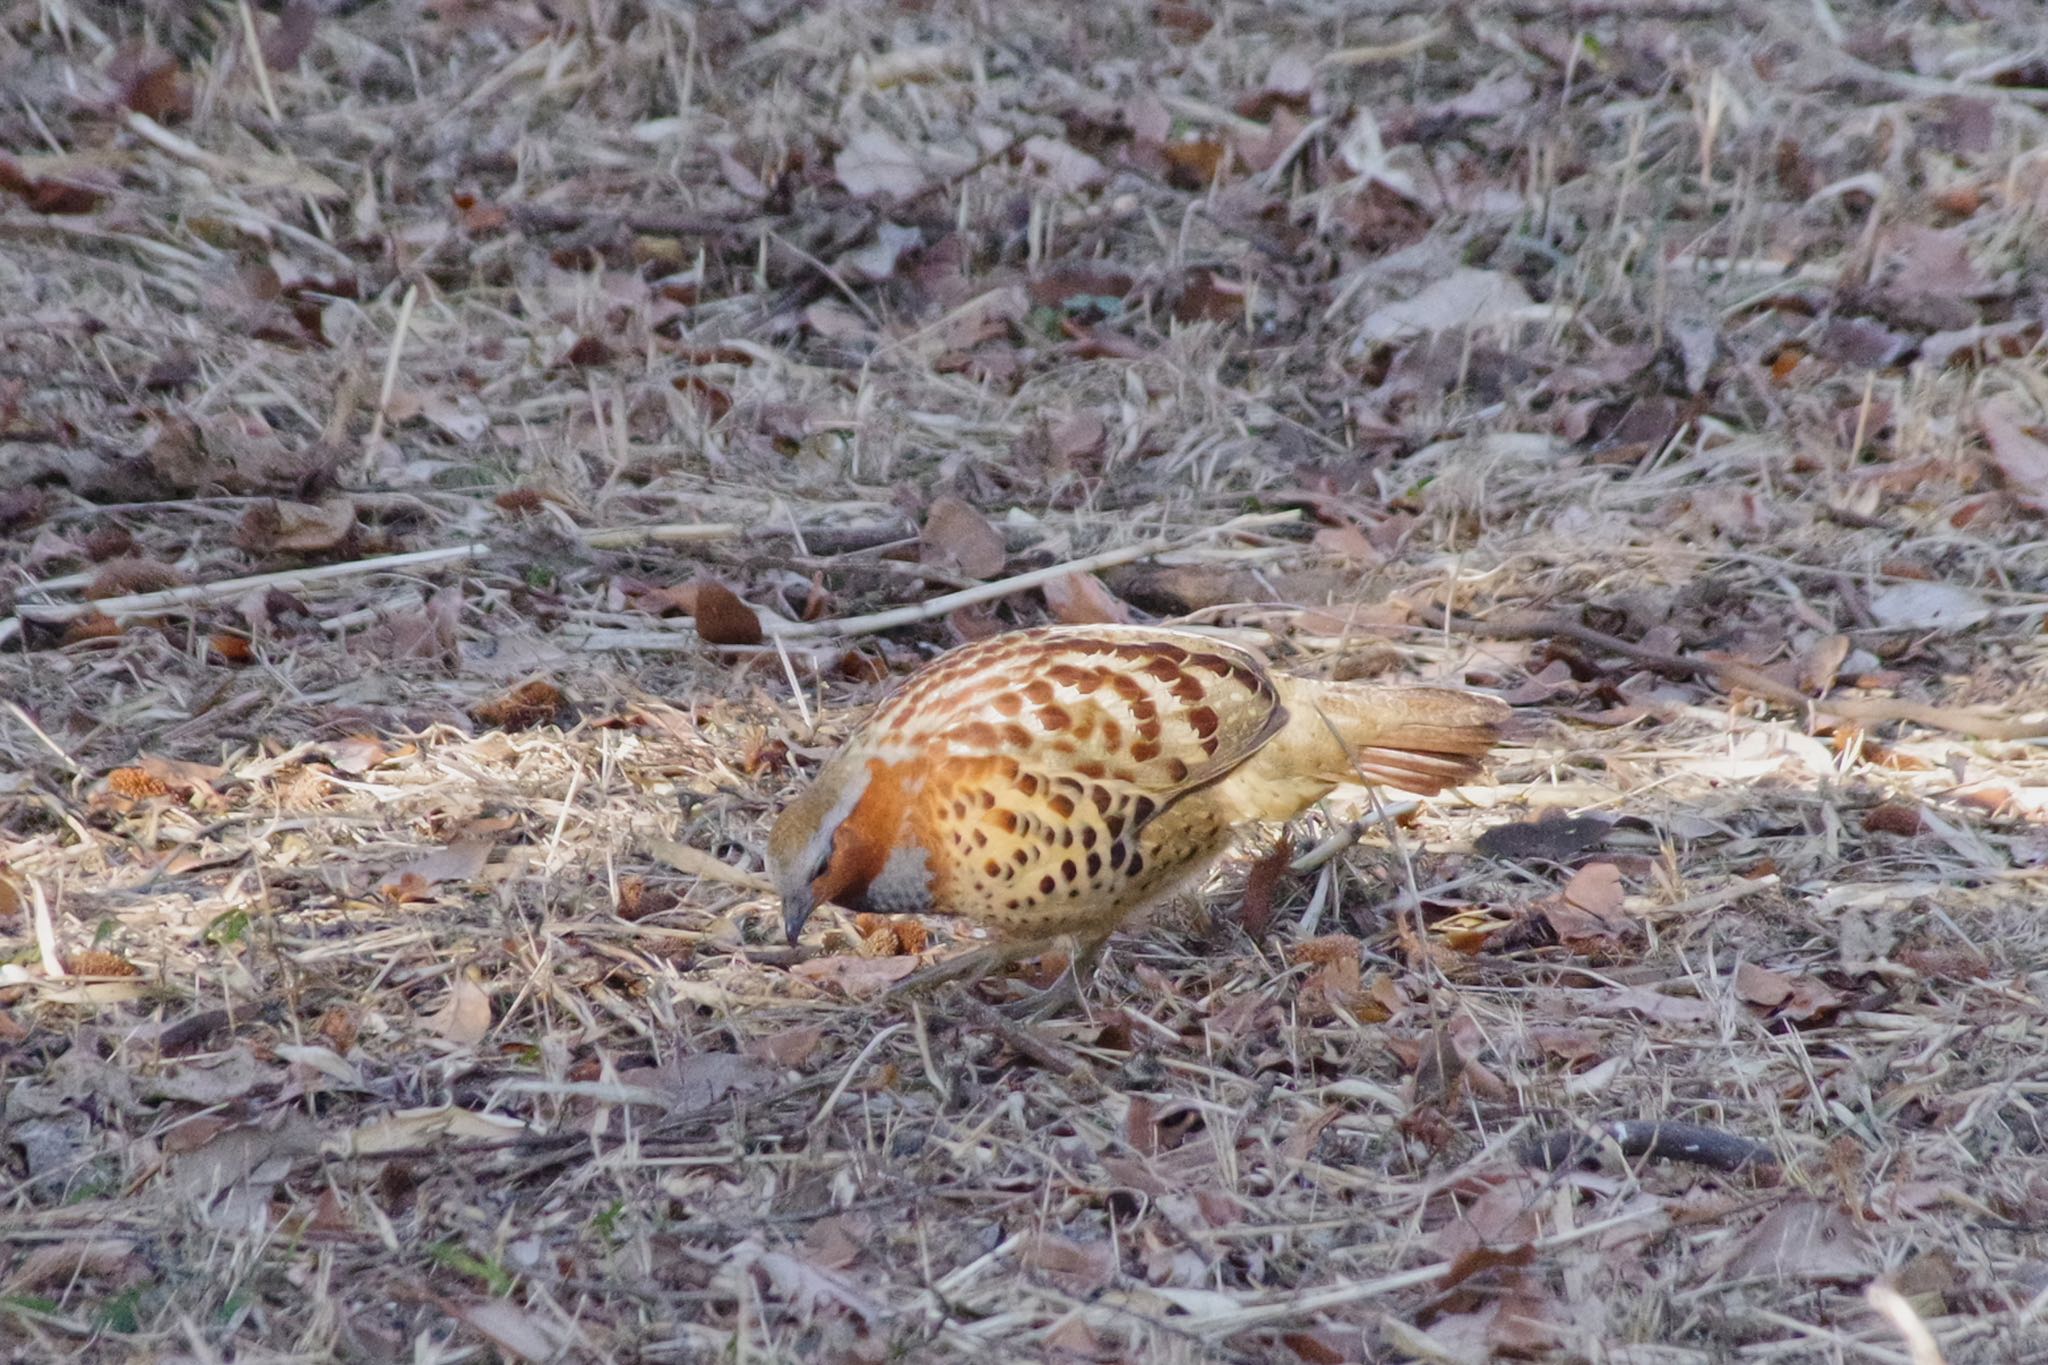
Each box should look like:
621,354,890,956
6,0,2048,1360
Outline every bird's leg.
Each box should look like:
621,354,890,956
883,936,1041,1000
1000,931,1111,1020
884,931,1110,1014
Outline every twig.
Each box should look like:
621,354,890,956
1428,607,2048,741
13,523,747,629
14,545,490,625
776,511,1302,641
1636,874,1781,920
580,522,743,549
1867,1282,1949,1365
808,1023,906,1131
1520,1119,1779,1174
364,282,419,459
952,997,1079,1076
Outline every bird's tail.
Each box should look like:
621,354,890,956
1271,677,1508,795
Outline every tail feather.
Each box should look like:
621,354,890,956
1281,680,1508,796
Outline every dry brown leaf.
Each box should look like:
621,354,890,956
471,679,568,730
1237,836,1292,937
621,1052,780,1115
382,838,492,898
921,496,1006,579
1720,1198,1872,1281
693,580,764,645
1796,632,1852,695
340,1105,527,1156
1979,393,2048,511
1863,802,1923,837
787,954,920,995
235,497,357,554
835,127,926,198
1041,571,1131,624
744,1025,826,1069
425,971,492,1045
6,1239,142,1291
1560,862,1624,919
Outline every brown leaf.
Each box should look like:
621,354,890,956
472,680,568,731
381,839,493,899
113,48,192,122
1796,633,1852,695
87,555,188,599
263,0,320,69
1735,962,1793,1009
787,954,919,996
1979,393,2048,511
8,1240,144,1291
425,972,492,1045
559,334,613,368
834,127,927,198
1041,571,1131,625
1862,802,1923,837
0,488,48,532
921,496,1006,579
744,1025,826,1069
0,154,104,214
1237,836,1292,937
1560,862,1624,919
1721,1198,1872,1281
692,580,764,645
235,497,357,554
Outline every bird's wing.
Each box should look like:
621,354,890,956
873,627,1287,821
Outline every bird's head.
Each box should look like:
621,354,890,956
768,751,942,945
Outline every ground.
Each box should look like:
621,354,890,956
4,0,2048,1361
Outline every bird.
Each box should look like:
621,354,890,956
767,624,1507,994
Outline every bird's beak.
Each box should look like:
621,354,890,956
782,886,817,946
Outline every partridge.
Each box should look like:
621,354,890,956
768,625,1506,973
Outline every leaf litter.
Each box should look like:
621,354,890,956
5,2,2048,1361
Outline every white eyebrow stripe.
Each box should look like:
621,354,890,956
798,762,871,876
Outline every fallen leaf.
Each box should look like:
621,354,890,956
1021,135,1107,192
425,971,492,1044
693,580,764,645
1735,961,1795,1009
620,1052,780,1116
339,1105,528,1156
835,127,926,198
787,954,920,995
922,496,1006,579
1796,633,1851,694
1237,836,1292,937
1561,862,1625,918
1979,393,2048,511
744,1025,826,1069
7,1239,143,1291
449,1299,569,1363
235,497,357,553
1721,1198,1872,1281
1863,802,1923,837
839,221,923,284
1357,268,1536,344
1041,571,1131,624
1867,580,1990,630
262,0,319,69
382,839,492,899
730,1239,882,1322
